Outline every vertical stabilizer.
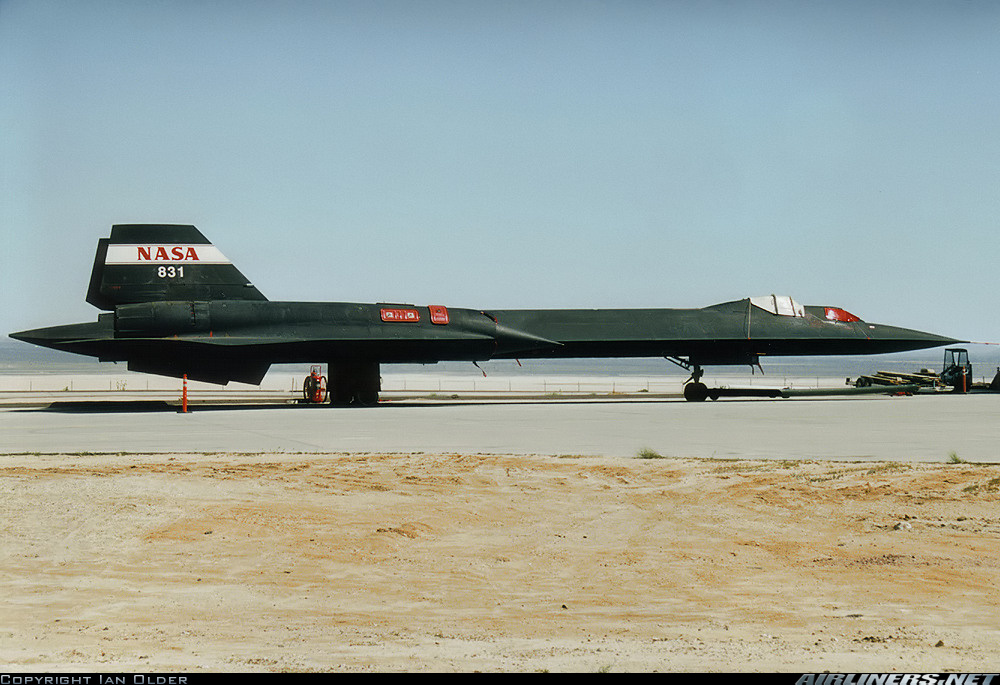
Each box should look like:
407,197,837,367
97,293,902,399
85,224,267,310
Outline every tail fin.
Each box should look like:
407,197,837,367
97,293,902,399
86,224,267,310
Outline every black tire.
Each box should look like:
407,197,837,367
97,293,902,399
683,382,709,402
354,389,380,406
328,385,352,406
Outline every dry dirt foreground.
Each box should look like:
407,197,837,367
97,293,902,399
1,451,999,673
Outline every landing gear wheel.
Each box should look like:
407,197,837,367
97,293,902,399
329,386,353,406
354,389,379,406
684,382,709,402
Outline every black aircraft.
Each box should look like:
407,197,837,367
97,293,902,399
11,224,962,403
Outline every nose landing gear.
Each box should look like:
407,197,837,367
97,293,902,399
666,357,710,402
683,368,710,402
682,364,710,402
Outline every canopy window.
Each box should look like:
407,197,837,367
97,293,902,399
749,295,805,318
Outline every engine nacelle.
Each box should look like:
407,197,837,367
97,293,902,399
115,301,211,337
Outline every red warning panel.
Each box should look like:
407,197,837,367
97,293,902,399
429,305,450,325
381,308,420,323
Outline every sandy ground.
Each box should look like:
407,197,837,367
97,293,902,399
1,450,999,672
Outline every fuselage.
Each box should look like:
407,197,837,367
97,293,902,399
12,297,960,375
10,224,965,399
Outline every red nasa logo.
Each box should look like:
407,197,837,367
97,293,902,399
137,246,202,261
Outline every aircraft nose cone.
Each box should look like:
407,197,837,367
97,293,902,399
865,323,964,351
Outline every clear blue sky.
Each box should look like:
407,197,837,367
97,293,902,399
3,0,999,344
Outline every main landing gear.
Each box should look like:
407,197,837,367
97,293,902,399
328,361,381,406
301,362,381,406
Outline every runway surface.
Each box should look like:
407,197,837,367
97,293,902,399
1,393,997,462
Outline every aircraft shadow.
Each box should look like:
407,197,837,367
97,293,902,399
27,395,895,414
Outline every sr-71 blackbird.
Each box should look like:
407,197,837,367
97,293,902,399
11,224,961,403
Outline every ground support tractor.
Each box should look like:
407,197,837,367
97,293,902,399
854,348,973,392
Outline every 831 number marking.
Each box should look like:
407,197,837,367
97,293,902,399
157,266,185,278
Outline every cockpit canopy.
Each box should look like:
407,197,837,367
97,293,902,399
749,295,805,318
750,295,863,323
